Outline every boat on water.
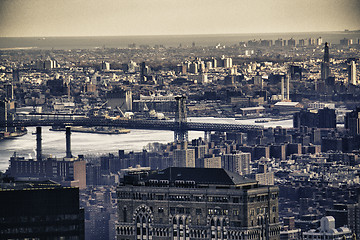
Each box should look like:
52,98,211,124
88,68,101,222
0,129,28,140
254,119,270,123
49,126,130,134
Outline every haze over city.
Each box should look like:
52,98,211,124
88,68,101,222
0,0,360,37
1,0,360,239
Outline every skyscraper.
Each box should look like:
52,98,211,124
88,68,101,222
345,108,360,135
321,42,331,81
348,60,357,85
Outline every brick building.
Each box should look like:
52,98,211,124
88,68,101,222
116,167,280,240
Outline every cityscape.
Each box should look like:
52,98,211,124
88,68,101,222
1,1,360,240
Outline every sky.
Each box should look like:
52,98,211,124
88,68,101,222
0,0,359,37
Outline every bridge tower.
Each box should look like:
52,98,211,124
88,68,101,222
174,95,188,142
36,127,42,161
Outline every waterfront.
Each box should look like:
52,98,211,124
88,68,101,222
0,117,292,171
0,32,359,50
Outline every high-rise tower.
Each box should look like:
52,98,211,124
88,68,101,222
321,42,331,81
174,95,187,142
348,60,357,85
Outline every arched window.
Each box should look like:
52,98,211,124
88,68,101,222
172,215,191,240
123,207,127,222
134,205,153,240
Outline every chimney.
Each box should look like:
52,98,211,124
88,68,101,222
36,127,42,161
66,127,72,158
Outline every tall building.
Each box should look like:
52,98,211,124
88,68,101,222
189,62,198,74
12,68,20,82
221,56,233,68
348,60,357,85
275,39,284,47
101,61,110,71
106,88,133,112
140,62,150,82
281,73,290,100
318,107,336,128
221,152,251,175
345,108,360,135
287,38,296,47
321,42,331,81
173,142,195,167
116,167,281,240
308,38,315,46
0,180,84,239
317,37,323,46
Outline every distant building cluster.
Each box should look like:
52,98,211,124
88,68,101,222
1,32,360,239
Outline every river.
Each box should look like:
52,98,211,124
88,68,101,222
0,117,292,171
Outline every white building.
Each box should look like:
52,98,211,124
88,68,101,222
303,216,352,240
348,60,357,85
307,102,335,109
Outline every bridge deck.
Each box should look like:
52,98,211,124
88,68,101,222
1,118,263,132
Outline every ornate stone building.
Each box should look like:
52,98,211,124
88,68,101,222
116,167,280,240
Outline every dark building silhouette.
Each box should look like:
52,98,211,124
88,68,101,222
46,77,67,96
294,108,336,129
318,108,336,128
345,108,360,135
293,110,318,128
321,42,331,81
0,181,84,239
12,69,20,83
289,65,302,80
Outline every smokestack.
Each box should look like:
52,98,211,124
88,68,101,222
66,127,72,158
281,76,285,100
36,126,42,161
286,74,290,100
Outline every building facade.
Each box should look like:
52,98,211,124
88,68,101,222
8,156,86,189
221,152,251,175
0,181,84,239
116,167,281,240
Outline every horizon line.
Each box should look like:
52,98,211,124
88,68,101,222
1,30,359,39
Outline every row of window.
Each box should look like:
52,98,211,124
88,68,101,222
0,225,79,234
0,214,80,223
118,191,258,203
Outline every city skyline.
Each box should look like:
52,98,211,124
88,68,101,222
0,0,360,37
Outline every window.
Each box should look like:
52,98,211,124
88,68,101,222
123,207,127,222
158,208,164,213
272,206,276,213
170,207,175,214
196,209,202,215
233,210,239,216
233,197,239,203
208,209,214,215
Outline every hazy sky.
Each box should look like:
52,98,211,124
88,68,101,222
0,0,359,37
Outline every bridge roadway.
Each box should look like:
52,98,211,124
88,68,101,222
1,118,264,132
